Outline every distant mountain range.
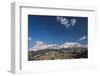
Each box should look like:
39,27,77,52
29,41,87,51
28,41,88,61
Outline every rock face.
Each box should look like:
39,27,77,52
28,41,88,61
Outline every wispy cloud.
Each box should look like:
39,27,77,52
78,36,87,41
28,37,32,41
71,18,76,26
57,16,76,28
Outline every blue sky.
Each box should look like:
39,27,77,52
28,15,88,48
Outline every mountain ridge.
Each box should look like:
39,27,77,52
29,41,87,51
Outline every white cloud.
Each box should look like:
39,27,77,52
57,16,76,29
71,18,76,26
57,16,61,21
78,36,87,41
28,37,32,41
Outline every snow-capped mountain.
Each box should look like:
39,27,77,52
29,41,86,51
29,41,48,51
47,44,61,49
60,42,83,48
